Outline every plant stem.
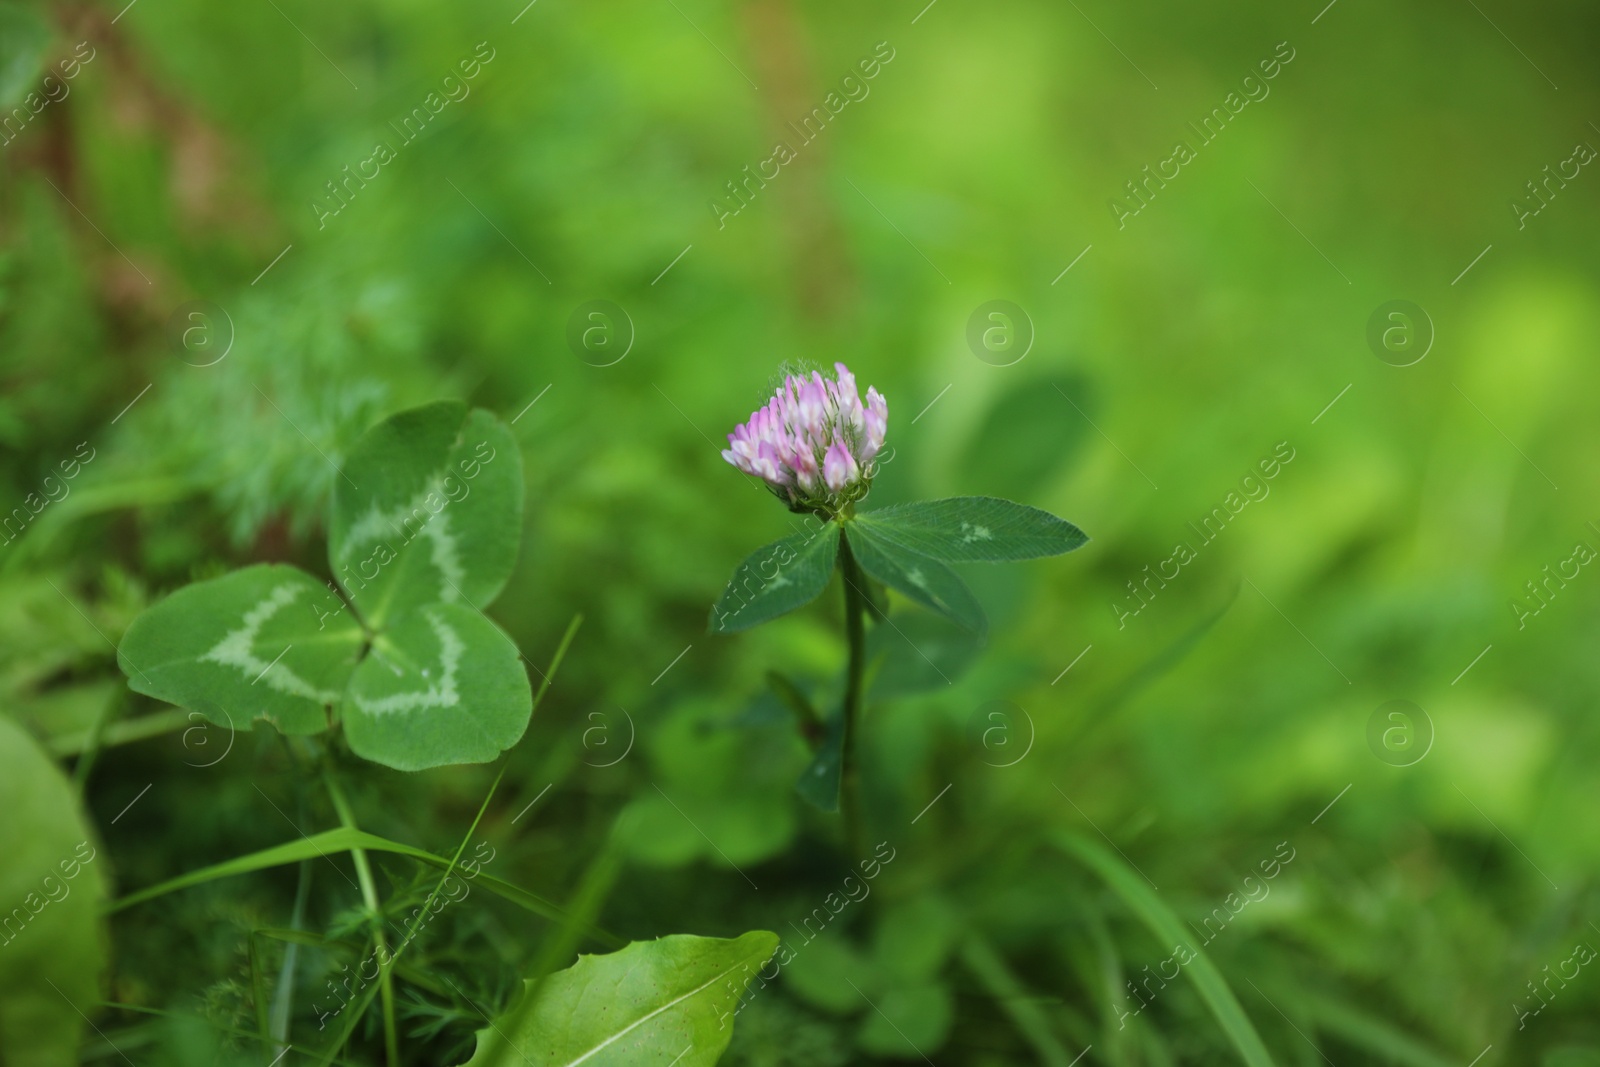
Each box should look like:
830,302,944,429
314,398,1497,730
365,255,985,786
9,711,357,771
323,769,400,1067
838,530,868,866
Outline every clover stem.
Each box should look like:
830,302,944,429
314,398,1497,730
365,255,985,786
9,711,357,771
323,767,400,1067
839,531,868,866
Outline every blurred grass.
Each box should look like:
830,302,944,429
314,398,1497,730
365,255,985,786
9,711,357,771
3,0,1599,1062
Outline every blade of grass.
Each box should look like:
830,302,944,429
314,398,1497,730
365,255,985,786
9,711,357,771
323,768,400,1067
1303,993,1457,1067
268,858,313,1061
959,932,1074,1067
105,825,616,943
1055,831,1276,1067
530,614,583,715
247,926,272,1053
317,763,510,1066
319,650,580,1067
109,615,602,925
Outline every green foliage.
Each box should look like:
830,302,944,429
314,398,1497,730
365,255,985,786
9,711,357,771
1057,831,1276,1067
842,522,988,637
709,526,839,634
794,696,849,814
462,932,779,1067
344,603,531,770
116,402,532,770
618,697,806,868
109,825,582,931
852,497,1089,562
118,563,363,735
330,401,521,629
711,498,1084,638
0,716,108,1067
5,1,1599,1063
784,897,962,1059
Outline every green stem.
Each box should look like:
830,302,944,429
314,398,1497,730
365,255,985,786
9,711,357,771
323,769,400,1067
838,530,868,865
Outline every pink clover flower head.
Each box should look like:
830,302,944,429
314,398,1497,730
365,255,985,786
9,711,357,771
722,362,888,513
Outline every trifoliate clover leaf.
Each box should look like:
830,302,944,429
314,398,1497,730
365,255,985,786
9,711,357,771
117,402,535,771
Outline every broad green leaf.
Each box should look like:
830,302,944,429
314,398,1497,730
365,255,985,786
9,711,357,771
843,524,986,637
854,497,1087,562
343,603,531,771
709,525,839,634
117,564,363,735
330,402,523,630
0,716,108,1067
1055,831,1276,1067
464,931,780,1067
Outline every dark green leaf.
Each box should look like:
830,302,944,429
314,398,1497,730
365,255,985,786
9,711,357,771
330,401,523,630
843,524,987,637
117,563,363,736
709,525,839,634
794,701,847,813
463,931,779,1067
0,716,108,1067
343,603,532,771
854,497,1087,562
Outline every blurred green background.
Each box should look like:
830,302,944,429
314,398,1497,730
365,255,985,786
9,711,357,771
3,0,1598,1062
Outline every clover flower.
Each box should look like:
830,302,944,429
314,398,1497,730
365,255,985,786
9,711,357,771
722,363,888,514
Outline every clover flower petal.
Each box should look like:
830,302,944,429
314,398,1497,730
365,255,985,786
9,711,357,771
721,363,886,513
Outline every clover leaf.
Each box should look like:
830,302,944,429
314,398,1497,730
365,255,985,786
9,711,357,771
117,401,532,771
709,524,839,634
330,400,521,629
